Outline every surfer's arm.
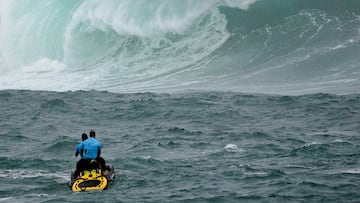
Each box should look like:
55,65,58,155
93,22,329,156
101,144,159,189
75,143,82,157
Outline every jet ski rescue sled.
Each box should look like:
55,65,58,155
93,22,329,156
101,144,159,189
69,165,115,192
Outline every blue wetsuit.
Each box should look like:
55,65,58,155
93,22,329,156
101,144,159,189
76,137,102,159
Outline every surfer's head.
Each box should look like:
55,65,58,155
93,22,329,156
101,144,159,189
81,133,88,141
89,130,96,138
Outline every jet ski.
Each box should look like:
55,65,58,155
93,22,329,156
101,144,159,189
69,164,115,192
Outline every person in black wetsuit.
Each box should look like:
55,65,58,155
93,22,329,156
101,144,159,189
75,133,88,158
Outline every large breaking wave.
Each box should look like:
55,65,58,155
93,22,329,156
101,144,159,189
0,0,359,94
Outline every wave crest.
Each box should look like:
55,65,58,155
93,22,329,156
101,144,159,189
1,0,360,95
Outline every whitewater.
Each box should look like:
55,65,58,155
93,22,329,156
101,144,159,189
0,0,359,94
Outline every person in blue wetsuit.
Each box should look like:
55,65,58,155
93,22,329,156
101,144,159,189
74,130,106,177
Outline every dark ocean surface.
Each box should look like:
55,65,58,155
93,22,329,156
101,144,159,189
0,90,360,202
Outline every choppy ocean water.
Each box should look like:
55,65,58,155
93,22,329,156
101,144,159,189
0,90,360,202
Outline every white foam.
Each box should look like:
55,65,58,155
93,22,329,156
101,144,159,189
224,144,244,152
0,169,70,182
0,197,12,202
67,1,216,37
303,141,322,147
0,58,91,91
0,169,47,179
0,0,11,19
222,0,257,10
342,168,360,174
24,193,49,198
139,155,152,160
331,139,345,143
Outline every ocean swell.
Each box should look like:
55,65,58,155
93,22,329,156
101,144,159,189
0,0,359,94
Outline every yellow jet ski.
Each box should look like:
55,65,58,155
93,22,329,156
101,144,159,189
69,165,115,192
